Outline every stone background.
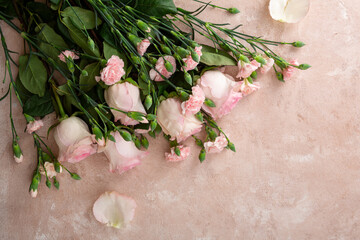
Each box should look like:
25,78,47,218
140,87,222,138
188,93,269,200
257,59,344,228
1,0,360,239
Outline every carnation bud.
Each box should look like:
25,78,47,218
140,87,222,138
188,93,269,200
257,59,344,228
228,142,236,152
179,90,189,101
174,146,181,156
146,114,156,121
204,98,216,108
54,161,61,173
276,72,284,82
164,60,174,72
66,59,75,73
206,126,217,141
101,59,108,66
190,41,199,48
149,57,157,65
13,141,23,163
128,33,141,46
191,50,200,63
219,43,231,51
70,172,81,180
144,95,153,110
150,120,157,132
133,136,142,150
161,45,172,55
199,148,206,162
46,179,51,189
298,63,311,70
176,46,189,58
254,55,266,65
92,126,103,141
141,135,149,149
239,54,250,63
119,130,132,141
137,20,150,32
87,37,95,51
24,113,34,123
30,189,38,198
195,138,203,147
227,7,240,14
195,112,203,122
53,177,60,189
131,53,141,64
292,41,305,48
250,71,257,79
184,72,192,85
81,70,88,76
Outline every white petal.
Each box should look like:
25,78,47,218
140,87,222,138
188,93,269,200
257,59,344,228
269,0,310,23
93,191,136,229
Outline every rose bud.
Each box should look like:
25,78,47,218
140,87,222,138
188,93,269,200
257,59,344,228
54,116,97,163
105,82,148,126
149,56,176,82
236,59,261,79
157,98,203,143
198,70,243,119
103,131,147,174
165,145,190,162
96,55,125,85
26,119,44,134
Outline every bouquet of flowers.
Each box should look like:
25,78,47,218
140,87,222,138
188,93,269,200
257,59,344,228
0,0,309,227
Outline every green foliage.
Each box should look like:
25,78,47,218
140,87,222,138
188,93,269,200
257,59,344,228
62,7,102,30
79,62,101,92
23,92,54,117
200,44,237,66
130,0,177,17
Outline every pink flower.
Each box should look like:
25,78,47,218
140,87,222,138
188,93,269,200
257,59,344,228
54,116,97,163
149,56,176,82
260,57,275,74
283,59,299,81
26,120,44,134
236,60,261,79
105,82,148,126
239,80,260,96
93,191,136,229
137,38,151,56
198,70,243,119
204,134,228,153
40,162,61,179
103,131,147,174
14,154,23,163
30,189,38,198
182,46,202,72
96,55,125,85
165,145,190,162
157,98,203,143
58,50,79,63
181,85,205,115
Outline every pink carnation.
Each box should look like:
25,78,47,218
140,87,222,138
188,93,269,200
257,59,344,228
58,50,79,63
30,189,38,198
165,145,190,162
181,85,205,115
182,46,202,72
96,55,125,85
236,60,260,79
26,120,44,134
137,39,151,56
260,58,275,74
204,134,228,153
283,59,299,81
239,81,260,96
149,56,176,82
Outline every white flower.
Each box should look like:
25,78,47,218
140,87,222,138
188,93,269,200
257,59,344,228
269,0,310,23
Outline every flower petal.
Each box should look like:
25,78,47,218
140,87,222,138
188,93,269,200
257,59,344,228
269,0,310,23
93,191,136,229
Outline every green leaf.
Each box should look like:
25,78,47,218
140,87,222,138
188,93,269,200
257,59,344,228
62,17,100,57
103,41,128,69
200,44,237,66
19,55,47,97
132,0,177,17
62,7,102,29
79,62,101,92
23,92,54,117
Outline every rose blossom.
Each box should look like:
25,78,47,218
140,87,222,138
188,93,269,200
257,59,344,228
181,85,205,115
103,131,147,174
39,162,61,178
182,46,202,72
198,70,243,119
149,56,176,82
96,55,125,85
239,80,260,96
137,38,151,56
105,82,148,126
157,98,203,143
260,57,275,74
165,145,190,162
26,119,44,134
58,50,79,63
236,60,261,79
54,116,97,163
283,59,299,81
204,134,228,153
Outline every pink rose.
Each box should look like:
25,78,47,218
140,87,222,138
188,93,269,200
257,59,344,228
165,145,190,162
204,134,228,153
260,57,275,74
96,55,125,85
182,46,202,72
198,70,243,120
149,56,176,82
26,119,44,134
157,98,203,142
105,82,148,126
103,131,147,174
239,80,260,96
236,60,261,79
283,59,299,81
58,50,79,63
40,162,61,179
137,38,151,56
181,85,205,115
93,191,136,229
54,116,97,163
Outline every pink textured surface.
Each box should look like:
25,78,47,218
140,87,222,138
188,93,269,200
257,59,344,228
1,0,360,239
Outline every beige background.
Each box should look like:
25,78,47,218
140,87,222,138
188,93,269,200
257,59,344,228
1,0,360,239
